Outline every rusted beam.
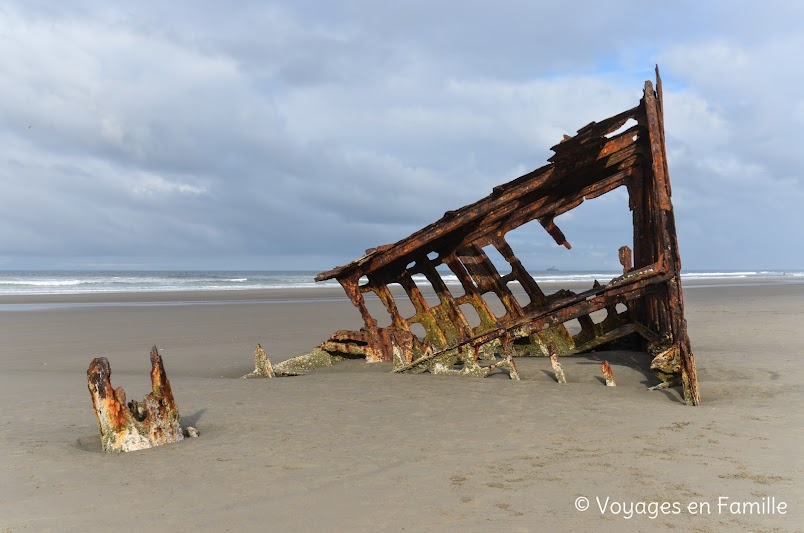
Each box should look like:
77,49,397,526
642,69,699,405
538,215,571,249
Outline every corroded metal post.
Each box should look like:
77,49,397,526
601,360,616,387
618,246,632,274
87,346,183,453
550,353,567,384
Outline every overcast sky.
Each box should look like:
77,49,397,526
1,1,803,272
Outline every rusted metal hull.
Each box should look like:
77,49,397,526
315,68,700,405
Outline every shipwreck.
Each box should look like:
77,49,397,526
306,68,699,405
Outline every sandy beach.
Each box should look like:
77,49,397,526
1,281,803,532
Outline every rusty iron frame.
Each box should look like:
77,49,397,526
315,68,700,405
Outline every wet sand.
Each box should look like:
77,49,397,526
1,283,803,531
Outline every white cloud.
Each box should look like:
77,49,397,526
1,1,803,269
129,174,209,197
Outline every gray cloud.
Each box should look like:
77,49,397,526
1,1,802,270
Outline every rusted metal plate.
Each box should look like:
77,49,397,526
315,67,700,405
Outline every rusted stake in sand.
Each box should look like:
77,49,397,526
87,346,184,453
501,353,520,381
243,343,275,378
601,360,616,387
550,353,567,384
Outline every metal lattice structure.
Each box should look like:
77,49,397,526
315,68,700,405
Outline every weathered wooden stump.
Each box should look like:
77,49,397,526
87,346,184,453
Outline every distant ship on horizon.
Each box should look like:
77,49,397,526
546,266,558,272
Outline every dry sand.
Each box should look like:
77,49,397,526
1,282,803,531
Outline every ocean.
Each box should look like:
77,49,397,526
0,270,802,296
